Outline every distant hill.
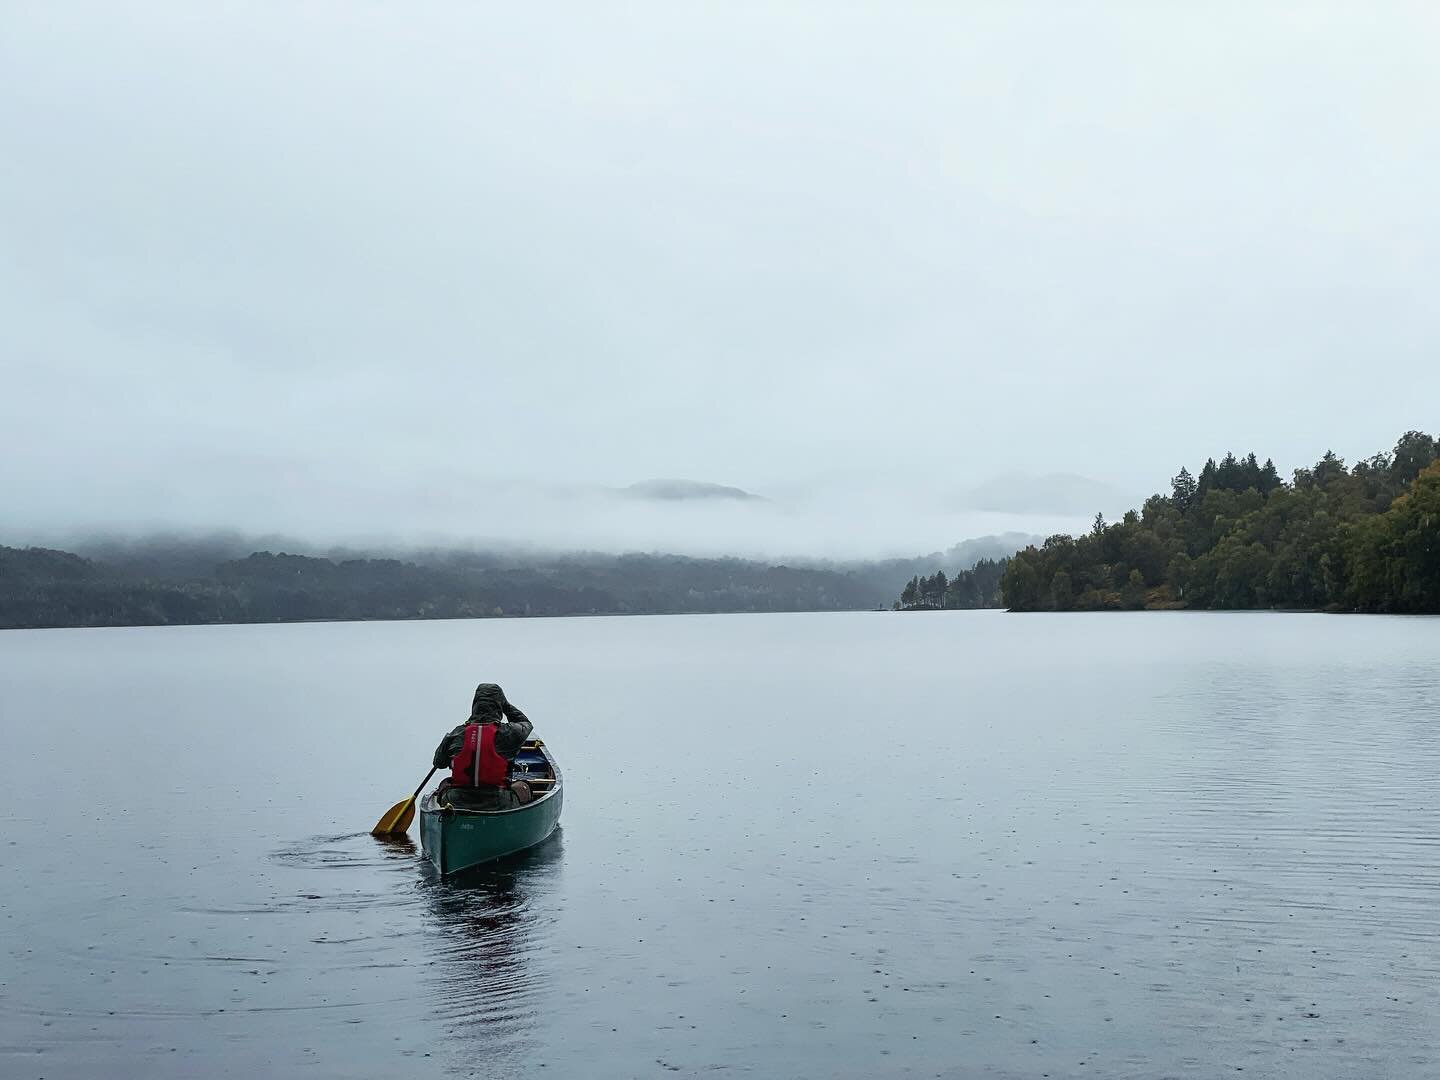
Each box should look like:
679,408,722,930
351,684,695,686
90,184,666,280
68,530,305,580
941,532,1044,569
0,530,1040,629
771,535,1042,610
820,532,1044,601
620,479,766,502
0,544,872,628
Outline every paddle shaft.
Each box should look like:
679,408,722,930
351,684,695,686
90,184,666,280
411,766,438,802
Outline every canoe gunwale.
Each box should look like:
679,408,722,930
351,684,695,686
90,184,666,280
418,740,563,876
418,739,562,817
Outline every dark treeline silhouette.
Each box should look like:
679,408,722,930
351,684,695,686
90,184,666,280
994,430,1439,613
896,558,1008,610
0,531,1043,630
0,548,886,628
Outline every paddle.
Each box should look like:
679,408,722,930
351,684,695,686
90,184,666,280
372,766,437,837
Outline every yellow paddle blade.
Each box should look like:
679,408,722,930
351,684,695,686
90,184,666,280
372,767,437,837
371,796,417,837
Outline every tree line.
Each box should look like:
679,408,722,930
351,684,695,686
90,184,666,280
995,430,1439,613
1,530,1050,630
896,558,1008,610
0,546,903,629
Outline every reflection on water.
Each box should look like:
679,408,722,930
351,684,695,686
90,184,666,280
417,833,564,1065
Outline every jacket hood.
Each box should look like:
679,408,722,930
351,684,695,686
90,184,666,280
469,683,506,722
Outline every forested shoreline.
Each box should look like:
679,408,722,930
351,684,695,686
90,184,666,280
0,534,1030,630
1001,431,1437,613
895,559,1008,610
894,431,1439,614
0,549,873,629
12,426,1437,629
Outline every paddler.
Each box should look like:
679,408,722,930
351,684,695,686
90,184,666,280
431,683,536,809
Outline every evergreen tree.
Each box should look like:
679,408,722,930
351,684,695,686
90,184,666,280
1241,452,1262,492
1197,458,1218,496
1313,450,1347,487
1259,458,1281,493
1171,466,1197,509
1216,451,1240,491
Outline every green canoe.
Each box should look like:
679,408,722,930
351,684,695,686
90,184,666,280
419,740,563,877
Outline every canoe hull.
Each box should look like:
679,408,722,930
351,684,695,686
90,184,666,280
419,744,563,876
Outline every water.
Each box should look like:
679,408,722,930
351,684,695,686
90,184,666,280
2,611,1439,1079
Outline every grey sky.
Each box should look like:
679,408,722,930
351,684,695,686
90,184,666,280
4,3,1438,556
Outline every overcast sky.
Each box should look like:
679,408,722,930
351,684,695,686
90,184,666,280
3,3,1438,556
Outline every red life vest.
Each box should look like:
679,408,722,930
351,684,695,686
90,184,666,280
449,722,509,788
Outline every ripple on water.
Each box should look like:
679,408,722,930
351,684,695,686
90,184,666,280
5,613,1440,1079
416,836,564,1044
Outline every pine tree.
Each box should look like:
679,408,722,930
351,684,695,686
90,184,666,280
1197,458,1218,496
1259,458,1281,494
1171,466,1197,509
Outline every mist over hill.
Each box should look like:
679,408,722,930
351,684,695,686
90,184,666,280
0,531,1042,630
8,473,1075,563
620,479,766,502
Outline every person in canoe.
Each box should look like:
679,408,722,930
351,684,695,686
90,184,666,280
431,683,537,809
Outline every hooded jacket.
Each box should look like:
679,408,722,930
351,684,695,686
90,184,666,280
431,683,535,770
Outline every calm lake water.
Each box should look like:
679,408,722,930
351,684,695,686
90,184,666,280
2,611,1439,1079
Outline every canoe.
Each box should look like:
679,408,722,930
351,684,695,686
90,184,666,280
418,739,563,876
